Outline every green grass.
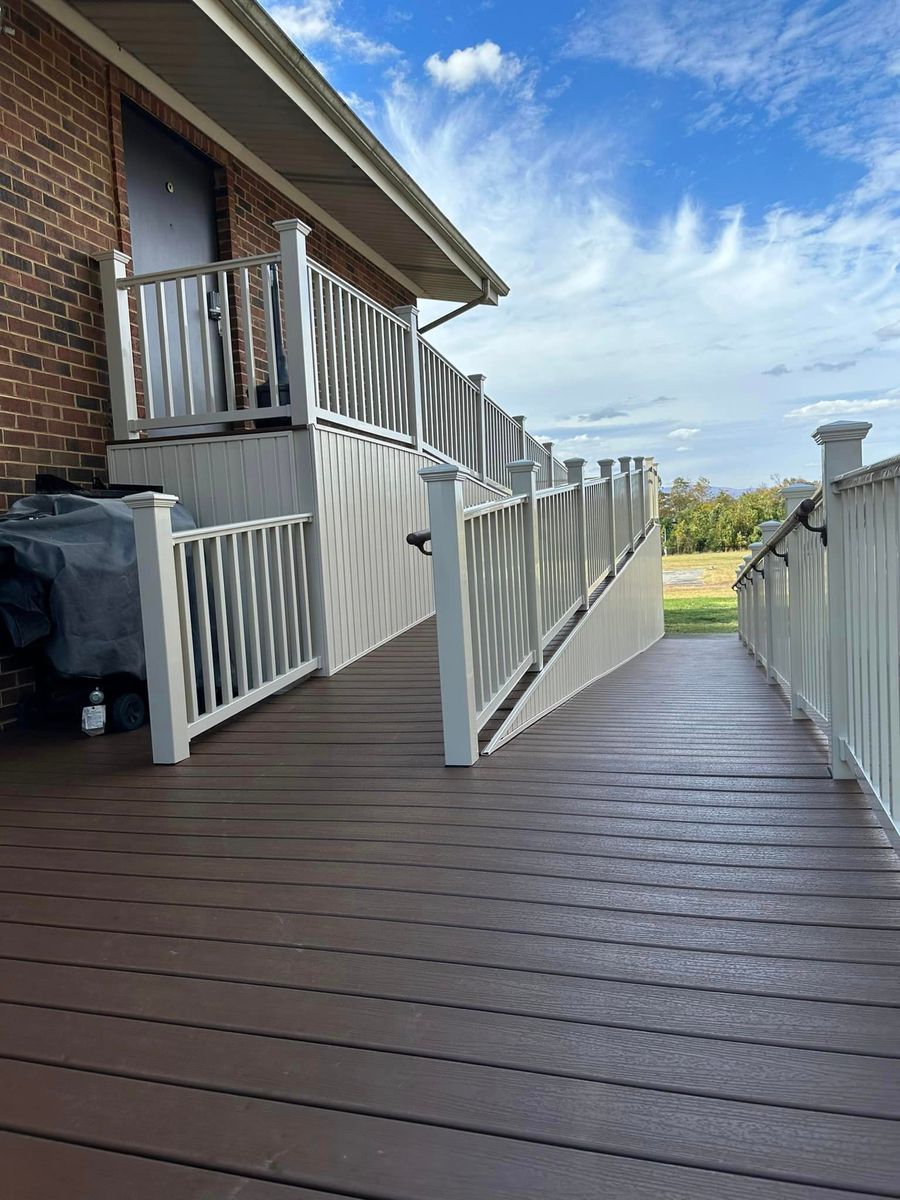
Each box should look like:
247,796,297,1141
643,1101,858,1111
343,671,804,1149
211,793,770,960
664,594,738,635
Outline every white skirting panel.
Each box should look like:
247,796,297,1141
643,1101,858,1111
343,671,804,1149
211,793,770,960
107,430,300,527
313,425,504,674
484,525,664,754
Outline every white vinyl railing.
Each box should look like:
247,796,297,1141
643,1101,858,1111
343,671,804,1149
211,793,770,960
99,220,568,491
125,493,319,763
420,454,659,764
736,420,899,833
308,261,412,440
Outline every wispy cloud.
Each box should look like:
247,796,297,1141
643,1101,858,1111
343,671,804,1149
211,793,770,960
785,395,900,420
804,360,857,373
425,41,523,92
268,1,397,62
763,364,790,376
875,321,900,341
562,1,900,198
668,427,700,439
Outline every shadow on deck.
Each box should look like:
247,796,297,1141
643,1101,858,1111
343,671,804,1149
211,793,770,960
1,625,899,1198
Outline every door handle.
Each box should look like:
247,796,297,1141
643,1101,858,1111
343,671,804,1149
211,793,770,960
206,289,222,321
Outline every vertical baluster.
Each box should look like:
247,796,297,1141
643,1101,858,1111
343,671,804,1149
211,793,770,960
193,539,217,715
328,278,340,415
296,521,314,663
196,273,216,413
281,523,302,670
239,266,256,405
243,529,263,689
315,274,330,410
227,532,249,699
134,284,156,420
256,525,277,681
175,541,198,724
270,522,290,675
466,517,483,713
217,269,237,411
175,277,195,416
154,280,175,418
262,262,280,400
210,535,233,704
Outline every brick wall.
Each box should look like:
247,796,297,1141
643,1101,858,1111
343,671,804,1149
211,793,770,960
0,0,415,728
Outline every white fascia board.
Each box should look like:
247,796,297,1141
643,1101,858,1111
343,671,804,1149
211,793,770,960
31,0,423,298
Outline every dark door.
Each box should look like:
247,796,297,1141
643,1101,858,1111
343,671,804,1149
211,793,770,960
122,101,226,429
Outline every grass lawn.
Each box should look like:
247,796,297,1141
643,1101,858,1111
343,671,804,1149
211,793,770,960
662,550,745,635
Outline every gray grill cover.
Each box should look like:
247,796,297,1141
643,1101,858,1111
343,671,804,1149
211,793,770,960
0,494,195,679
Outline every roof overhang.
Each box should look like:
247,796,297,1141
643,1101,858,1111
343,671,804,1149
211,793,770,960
55,0,509,303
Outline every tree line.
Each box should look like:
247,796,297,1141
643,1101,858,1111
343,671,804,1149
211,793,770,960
659,477,812,553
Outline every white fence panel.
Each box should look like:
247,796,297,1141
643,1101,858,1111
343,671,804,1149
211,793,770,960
419,338,481,473
465,497,533,722
839,464,900,826
537,485,583,643
127,494,319,763
308,262,412,442
423,457,661,764
735,423,900,835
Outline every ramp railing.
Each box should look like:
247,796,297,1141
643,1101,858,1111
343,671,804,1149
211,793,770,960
735,420,899,833
125,493,320,763
420,454,659,764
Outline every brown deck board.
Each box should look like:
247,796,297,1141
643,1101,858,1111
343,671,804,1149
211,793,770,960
1,626,898,1197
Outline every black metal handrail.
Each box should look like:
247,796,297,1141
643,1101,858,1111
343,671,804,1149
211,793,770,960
406,529,432,556
732,485,824,588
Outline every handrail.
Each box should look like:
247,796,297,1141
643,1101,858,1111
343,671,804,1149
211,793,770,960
833,453,900,491
733,485,823,587
172,511,313,543
119,251,281,289
406,529,432,556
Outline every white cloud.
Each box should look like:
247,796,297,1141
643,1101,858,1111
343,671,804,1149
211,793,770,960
668,427,700,439
371,74,900,481
425,41,523,92
268,1,397,62
785,396,900,420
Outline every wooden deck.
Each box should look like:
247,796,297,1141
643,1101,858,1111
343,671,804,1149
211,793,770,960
1,626,899,1199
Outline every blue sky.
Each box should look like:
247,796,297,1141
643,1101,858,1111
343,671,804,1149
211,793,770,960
265,0,900,485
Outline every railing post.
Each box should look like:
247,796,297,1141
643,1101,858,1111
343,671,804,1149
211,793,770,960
748,541,764,667
618,456,636,550
741,555,754,653
97,249,138,441
598,458,617,577
759,519,782,685
782,482,816,718
814,420,872,778
419,465,479,766
395,304,424,450
124,492,190,764
633,455,647,536
566,458,590,609
513,415,527,458
274,219,318,427
542,441,555,489
644,457,657,522
508,460,544,671
469,373,487,481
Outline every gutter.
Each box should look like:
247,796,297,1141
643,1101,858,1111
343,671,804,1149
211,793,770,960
419,279,495,334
